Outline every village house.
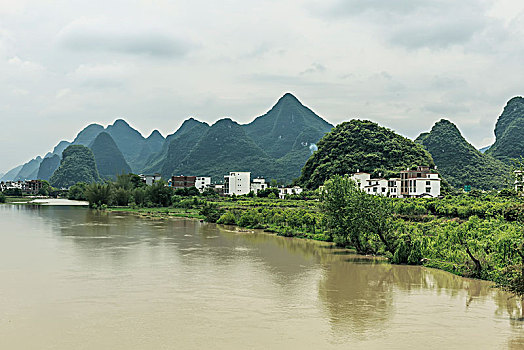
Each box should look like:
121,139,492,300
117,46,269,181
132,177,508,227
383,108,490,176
278,186,303,199
23,180,43,195
224,172,251,196
0,180,43,195
400,166,440,198
169,175,196,189
350,166,440,198
195,177,211,192
515,170,523,194
140,174,162,186
250,178,267,194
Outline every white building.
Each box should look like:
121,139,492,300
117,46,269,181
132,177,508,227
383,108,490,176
278,186,303,199
224,172,251,196
515,170,523,194
350,172,371,190
387,178,402,198
364,178,388,196
250,178,267,194
400,166,441,198
0,181,24,191
140,174,162,186
349,166,440,198
195,177,211,192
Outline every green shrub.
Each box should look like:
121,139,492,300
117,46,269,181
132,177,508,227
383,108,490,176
217,211,237,225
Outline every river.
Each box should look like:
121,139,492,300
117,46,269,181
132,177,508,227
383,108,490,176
0,204,523,349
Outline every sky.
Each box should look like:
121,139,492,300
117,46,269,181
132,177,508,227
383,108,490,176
1,0,523,173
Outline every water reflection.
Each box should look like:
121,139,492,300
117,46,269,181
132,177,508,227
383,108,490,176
1,205,523,349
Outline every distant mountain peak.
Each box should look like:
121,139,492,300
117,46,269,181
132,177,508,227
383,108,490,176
432,119,461,134
147,130,163,139
213,117,237,126
112,119,130,127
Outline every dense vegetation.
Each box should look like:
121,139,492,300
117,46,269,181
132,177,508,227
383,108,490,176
49,145,101,188
416,119,511,190
89,132,132,179
320,176,524,296
37,155,60,181
487,96,524,163
298,120,435,189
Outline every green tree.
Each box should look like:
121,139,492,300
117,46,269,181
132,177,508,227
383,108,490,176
84,183,111,208
321,175,394,254
68,182,88,200
147,181,173,207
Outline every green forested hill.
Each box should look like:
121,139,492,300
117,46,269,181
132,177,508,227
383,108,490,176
165,118,278,180
50,145,100,188
160,122,210,177
89,132,132,179
244,93,333,158
145,130,165,155
72,124,104,146
142,118,209,174
416,119,511,190
37,155,60,181
298,120,435,189
153,94,332,182
105,119,148,170
486,96,524,163
0,165,23,181
14,156,42,181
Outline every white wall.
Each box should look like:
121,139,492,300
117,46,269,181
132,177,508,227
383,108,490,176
196,177,211,192
225,172,251,195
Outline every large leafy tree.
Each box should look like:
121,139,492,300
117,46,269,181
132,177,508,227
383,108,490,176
321,175,394,254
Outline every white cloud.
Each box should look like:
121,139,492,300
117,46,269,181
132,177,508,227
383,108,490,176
70,62,131,87
56,16,192,57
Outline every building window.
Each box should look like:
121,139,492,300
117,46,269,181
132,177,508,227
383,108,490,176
426,181,430,185
426,187,431,193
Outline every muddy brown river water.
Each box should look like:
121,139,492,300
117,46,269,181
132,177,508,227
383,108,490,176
0,205,523,349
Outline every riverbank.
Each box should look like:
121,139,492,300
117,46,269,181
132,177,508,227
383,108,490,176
104,194,524,297
1,196,88,206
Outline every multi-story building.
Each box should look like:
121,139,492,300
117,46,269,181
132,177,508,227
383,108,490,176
350,172,371,190
364,178,388,196
349,166,440,198
224,172,251,196
170,175,196,189
140,174,162,186
250,178,267,194
387,178,402,198
515,170,523,194
0,181,24,191
400,166,440,198
24,180,43,194
278,186,303,199
195,177,211,192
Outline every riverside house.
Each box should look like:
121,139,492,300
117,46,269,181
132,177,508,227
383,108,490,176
350,166,441,198
516,170,523,194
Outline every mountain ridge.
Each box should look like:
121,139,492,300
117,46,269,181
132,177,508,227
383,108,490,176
416,119,511,190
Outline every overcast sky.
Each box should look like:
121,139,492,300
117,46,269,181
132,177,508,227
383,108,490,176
1,0,523,173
